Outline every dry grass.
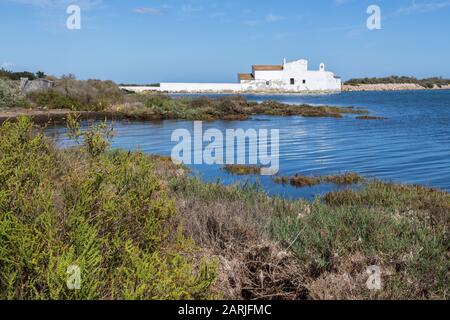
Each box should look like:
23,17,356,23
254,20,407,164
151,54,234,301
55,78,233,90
170,174,449,300
223,164,262,176
169,177,311,299
2,117,448,300
323,172,364,185
289,175,321,187
273,172,364,188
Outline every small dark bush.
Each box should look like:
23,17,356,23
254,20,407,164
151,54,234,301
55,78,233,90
144,94,171,108
27,90,84,110
0,68,37,81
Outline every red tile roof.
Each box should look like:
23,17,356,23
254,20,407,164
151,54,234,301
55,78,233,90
252,65,284,71
238,73,254,81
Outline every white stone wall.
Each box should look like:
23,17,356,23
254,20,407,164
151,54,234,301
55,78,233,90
120,86,161,93
120,58,342,93
159,82,242,92
121,83,242,93
249,60,341,91
253,70,284,81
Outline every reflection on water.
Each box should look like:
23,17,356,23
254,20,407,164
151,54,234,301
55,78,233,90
46,90,450,199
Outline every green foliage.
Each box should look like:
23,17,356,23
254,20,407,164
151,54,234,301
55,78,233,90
0,79,27,108
0,117,217,300
143,95,203,120
0,68,37,81
36,71,46,79
66,113,114,157
26,76,125,111
345,76,450,88
138,95,365,121
268,182,449,299
53,76,124,111
26,90,84,110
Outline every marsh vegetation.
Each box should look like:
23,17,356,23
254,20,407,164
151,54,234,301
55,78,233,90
345,76,450,89
1,117,448,300
1,75,370,122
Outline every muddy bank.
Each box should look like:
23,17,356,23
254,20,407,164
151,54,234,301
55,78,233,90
0,96,369,125
0,108,167,125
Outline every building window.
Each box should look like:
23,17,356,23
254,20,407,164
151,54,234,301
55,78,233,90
303,80,306,84
290,78,295,85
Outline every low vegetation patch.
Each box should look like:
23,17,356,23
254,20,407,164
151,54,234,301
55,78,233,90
345,76,450,89
0,117,216,300
323,172,364,185
0,68,42,81
118,94,368,121
223,164,262,175
323,181,450,223
273,172,364,188
356,115,387,120
170,173,449,299
0,78,28,109
1,72,372,121
27,75,124,111
1,117,447,300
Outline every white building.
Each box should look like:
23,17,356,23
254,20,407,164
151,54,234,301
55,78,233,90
121,58,341,93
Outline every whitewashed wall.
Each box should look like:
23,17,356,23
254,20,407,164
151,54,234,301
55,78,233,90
159,82,242,92
120,59,341,93
253,70,284,81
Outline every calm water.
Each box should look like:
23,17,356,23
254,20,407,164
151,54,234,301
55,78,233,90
46,90,450,199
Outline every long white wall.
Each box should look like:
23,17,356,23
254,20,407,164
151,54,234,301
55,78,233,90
121,79,341,93
119,59,342,93
120,83,242,93
159,82,242,92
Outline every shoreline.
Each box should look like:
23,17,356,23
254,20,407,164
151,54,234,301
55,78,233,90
0,108,168,125
121,84,450,94
343,83,450,92
1,117,448,300
0,96,370,125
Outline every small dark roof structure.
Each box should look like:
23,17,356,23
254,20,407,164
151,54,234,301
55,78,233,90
238,73,254,81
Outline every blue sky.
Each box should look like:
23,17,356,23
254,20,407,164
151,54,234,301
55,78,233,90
1,0,450,83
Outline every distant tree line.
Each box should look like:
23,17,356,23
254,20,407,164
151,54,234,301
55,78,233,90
0,69,46,81
344,76,450,88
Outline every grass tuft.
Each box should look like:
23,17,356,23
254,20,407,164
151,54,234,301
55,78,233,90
273,172,364,188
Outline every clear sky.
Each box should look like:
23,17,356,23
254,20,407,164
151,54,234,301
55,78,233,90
1,0,450,83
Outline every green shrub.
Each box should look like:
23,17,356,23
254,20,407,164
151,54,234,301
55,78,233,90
268,183,449,299
0,68,36,81
0,79,27,108
26,89,84,110
0,117,216,300
54,76,124,111
345,76,450,87
25,76,125,111
66,113,114,157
